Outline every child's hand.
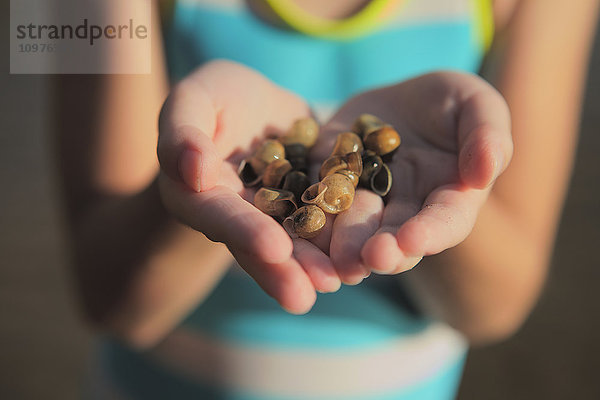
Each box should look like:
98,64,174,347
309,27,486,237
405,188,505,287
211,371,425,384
157,61,340,314
313,72,513,283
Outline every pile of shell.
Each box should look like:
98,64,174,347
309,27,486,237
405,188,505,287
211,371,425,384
238,114,400,239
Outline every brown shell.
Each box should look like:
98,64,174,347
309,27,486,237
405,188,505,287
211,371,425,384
301,173,355,214
331,132,364,156
336,169,360,188
254,188,297,220
359,150,382,187
352,114,385,139
262,159,293,188
359,151,392,196
284,143,309,172
370,163,392,196
283,205,326,239
282,171,311,202
238,158,262,187
249,139,286,175
363,126,401,156
279,117,320,148
319,152,363,181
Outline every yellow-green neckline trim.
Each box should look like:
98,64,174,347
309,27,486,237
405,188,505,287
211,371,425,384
264,0,399,40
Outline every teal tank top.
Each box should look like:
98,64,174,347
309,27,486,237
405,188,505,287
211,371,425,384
90,1,493,399
164,0,492,112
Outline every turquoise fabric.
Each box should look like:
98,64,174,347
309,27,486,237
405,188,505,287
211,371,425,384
182,271,428,349
165,3,483,105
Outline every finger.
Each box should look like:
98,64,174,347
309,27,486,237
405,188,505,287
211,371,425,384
160,176,293,264
360,200,421,274
330,190,383,284
292,239,341,293
232,249,317,315
457,87,513,189
362,233,423,275
158,78,222,192
395,183,489,261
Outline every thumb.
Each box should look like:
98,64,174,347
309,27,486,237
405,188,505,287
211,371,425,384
157,80,223,192
158,125,222,192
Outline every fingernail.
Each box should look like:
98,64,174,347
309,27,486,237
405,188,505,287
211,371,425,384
178,149,202,192
490,150,505,183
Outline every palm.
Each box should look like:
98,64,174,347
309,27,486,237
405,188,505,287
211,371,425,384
312,72,511,281
158,61,341,314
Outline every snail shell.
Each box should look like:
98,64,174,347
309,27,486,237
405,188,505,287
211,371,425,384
249,139,286,175
282,170,311,202
301,173,355,214
352,114,385,139
254,188,297,220
370,163,393,196
363,126,401,157
279,117,319,148
262,159,293,188
319,152,363,181
284,143,309,172
360,151,392,196
331,132,364,156
238,158,262,187
283,205,326,239
359,150,382,187
336,169,360,188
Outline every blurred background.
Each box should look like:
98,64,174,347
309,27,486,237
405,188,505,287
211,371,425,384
1,6,599,400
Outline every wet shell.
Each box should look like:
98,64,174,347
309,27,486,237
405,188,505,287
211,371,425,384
249,139,286,175
254,188,297,220
301,173,355,214
238,159,262,187
262,159,293,188
283,205,326,239
331,132,364,156
363,126,401,156
352,114,385,139
282,171,311,202
319,152,363,181
279,117,319,148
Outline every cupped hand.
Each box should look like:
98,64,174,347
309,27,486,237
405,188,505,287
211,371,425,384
312,72,513,284
157,61,341,314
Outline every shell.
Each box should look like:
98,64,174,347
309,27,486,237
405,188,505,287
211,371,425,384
331,132,364,156
283,205,326,239
359,150,383,187
238,158,262,187
359,151,392,196
262,159,293,188
336,169,360,188
370,163,393,196
284,143,309,172
352,114,385,139
301,173,355,214
319,152,363,181
363,126,401,156
279,117,319,148
282,171,311,202
254,188,297,220
249,139,286,175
